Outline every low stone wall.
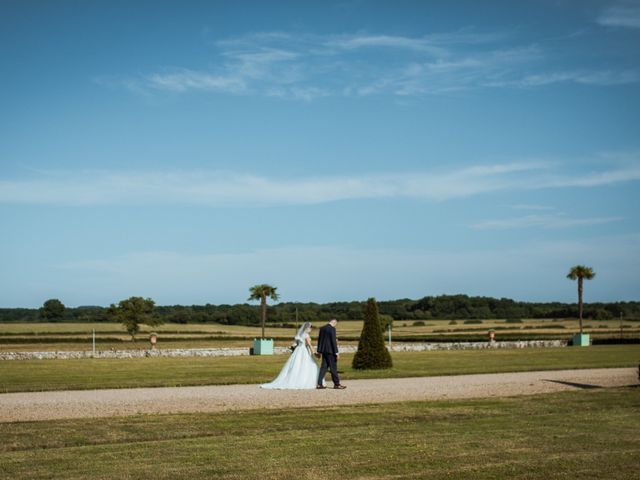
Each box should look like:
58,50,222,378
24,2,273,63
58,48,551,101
388,340,568,351
0,340,567,361
0,347,291,361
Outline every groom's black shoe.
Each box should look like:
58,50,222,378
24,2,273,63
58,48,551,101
333,385,347,389
316,385,327,389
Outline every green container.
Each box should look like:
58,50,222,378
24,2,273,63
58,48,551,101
252,338,274,355
572,333,590,347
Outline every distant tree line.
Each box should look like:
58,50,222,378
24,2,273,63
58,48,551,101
1,294,639,324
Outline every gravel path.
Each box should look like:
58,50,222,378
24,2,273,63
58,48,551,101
0,368,636,423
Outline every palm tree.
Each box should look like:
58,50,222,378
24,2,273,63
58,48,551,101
566,265,596,334
248,284,279,339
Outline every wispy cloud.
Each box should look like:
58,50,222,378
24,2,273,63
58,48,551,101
510,204,555,211
490,70,640,88
144,69,247,93
52,233,640,304
322,34,449,55
472,214,623,230
533,162,640,188
597,2,640,28
0,163,543,206
100,28,638,100
1,157,639,207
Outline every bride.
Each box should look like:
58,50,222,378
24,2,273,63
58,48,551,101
261,322,320,389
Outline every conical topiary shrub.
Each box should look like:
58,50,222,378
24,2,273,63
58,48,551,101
352,298,393,370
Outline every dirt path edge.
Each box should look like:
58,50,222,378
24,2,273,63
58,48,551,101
0,368,636,422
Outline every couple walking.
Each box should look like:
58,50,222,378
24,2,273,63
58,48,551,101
261,319,347,390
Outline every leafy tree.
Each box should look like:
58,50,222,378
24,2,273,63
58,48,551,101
566,265,596,334
227,304,260,326
40,298,65,321
594,308,612,321
5,292,640,326
352,298,393,370
248,284,279,339
378,314,394,333
107,296,160,341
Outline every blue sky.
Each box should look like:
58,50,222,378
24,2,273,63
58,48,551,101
1,0,639,307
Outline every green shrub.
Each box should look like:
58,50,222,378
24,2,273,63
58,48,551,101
448,320,458,325
379,314,394,333
595,309,613,320
463,320,483,324
505,318,523,323
352,298,393,370
412,321,426,327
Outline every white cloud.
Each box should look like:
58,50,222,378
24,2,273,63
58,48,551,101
100,28,638,100
472,214,624,230
1,157,639,207
145,69,247,93
52,233,640,305
323,34,448,56
597,3,640,28
355,46,543,96
497,70,640,88
535,162,640,188
510,204,555,211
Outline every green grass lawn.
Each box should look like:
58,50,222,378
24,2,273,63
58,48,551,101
3,319,639,335
1,387,638,479
1,345,638,393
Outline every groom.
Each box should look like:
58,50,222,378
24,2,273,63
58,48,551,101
316,318,346,389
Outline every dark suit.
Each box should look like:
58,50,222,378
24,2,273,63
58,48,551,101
317,323,340,386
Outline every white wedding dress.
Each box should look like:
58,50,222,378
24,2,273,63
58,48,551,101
261,332,320,390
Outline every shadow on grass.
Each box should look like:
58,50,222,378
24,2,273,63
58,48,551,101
544,379,602,389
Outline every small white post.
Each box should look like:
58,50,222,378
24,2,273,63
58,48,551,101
388,324,392,349
92,329,96,356
620,312,623,339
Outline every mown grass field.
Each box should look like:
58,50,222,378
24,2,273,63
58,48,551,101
1,345,638,393
1,319,639,351
1,387,638,479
